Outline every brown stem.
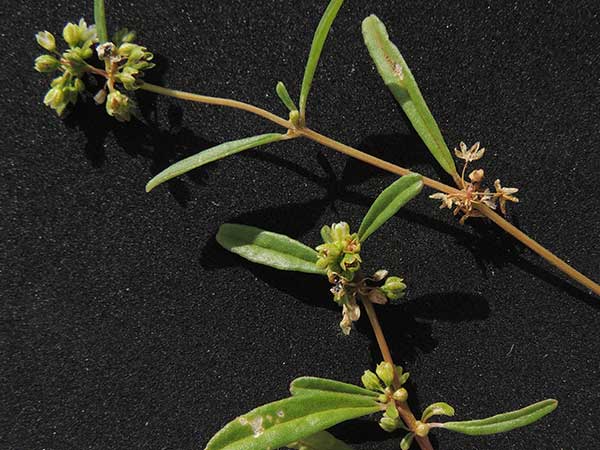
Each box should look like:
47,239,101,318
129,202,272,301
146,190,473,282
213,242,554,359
139,82,292,129
138,82,599,296
362,296,434,450
299,127,600,296
475,203,600,296
298,128,458,195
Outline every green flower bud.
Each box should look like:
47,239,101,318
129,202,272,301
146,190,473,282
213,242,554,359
36,31,56,52
117,72,137,90
381,276,406,300
320,225,332,243
117,42,137,57
399,371,410,386
77,19,97,42
114,27,137,45
43,87,68,116
34,55,60,73
74,78,85,93
331,222,350,242
62,85,79,105
379,416,398,432
376,361,395,387
361,370,383,392
63,49,86,75
44,87,63,107
414,421,430,437
63,22,82,47
393,388,408,402
106,91,133,122
385,403,399,419
340,252,360,272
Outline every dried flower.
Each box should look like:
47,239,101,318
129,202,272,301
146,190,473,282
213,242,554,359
494,179,519,214
454,141,485,162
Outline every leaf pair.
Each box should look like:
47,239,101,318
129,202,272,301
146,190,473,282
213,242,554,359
217,174,422,274
205,377,378,450
146,0,346,193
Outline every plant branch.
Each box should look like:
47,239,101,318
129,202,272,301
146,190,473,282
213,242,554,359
362,296,434,450
139,81,600,297
139,82,292,129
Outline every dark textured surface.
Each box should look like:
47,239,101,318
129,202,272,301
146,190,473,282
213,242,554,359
3,1,600,449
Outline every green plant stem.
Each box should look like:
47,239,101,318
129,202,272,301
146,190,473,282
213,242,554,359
362,296,434,450
137,82,600,297
94,0,109,43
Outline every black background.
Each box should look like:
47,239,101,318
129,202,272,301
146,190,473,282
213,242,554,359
3,1,600,449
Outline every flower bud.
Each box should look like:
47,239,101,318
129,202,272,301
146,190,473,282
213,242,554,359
43,87,67,116
63,22,81,47
379,416,398,432
361,370,382,392
468,168,485,183
330,222,350,241
106,91,132,122
414,421,430,437
372,269,388,281
36,31,56,52
376,361,395,387
381,276,406,300
34,55,60,73
393,388,408,402
385,403,399,419
94,88,107,105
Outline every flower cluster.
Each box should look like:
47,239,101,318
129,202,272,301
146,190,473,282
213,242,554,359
316,223,406,335
430,142,519,223
94,36,155,121
316,222,362,280
34,20,97,116
34,21,154,121
361,362,411,433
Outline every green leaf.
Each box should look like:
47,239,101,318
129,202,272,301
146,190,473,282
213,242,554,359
94,0,108,43
299,0,345,121
290,377,380,399
400,432,414,450
357,173,423,241
146,133,284,192
362,15,458,178
441,399,558,436
421,402,455,422
205,392,380,450
276,82,298,112
217,224,326,275
287,431,354,450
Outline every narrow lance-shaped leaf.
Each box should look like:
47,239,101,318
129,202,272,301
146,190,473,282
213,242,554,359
146,133,284,192
362,15,458,179
94,0,109,43
287,431,355,450
276,81,298,112
217,224,326,275
299,0,344,121
358,173,423,242
205,391,380,450
290,377,380,399
441,399,558,436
